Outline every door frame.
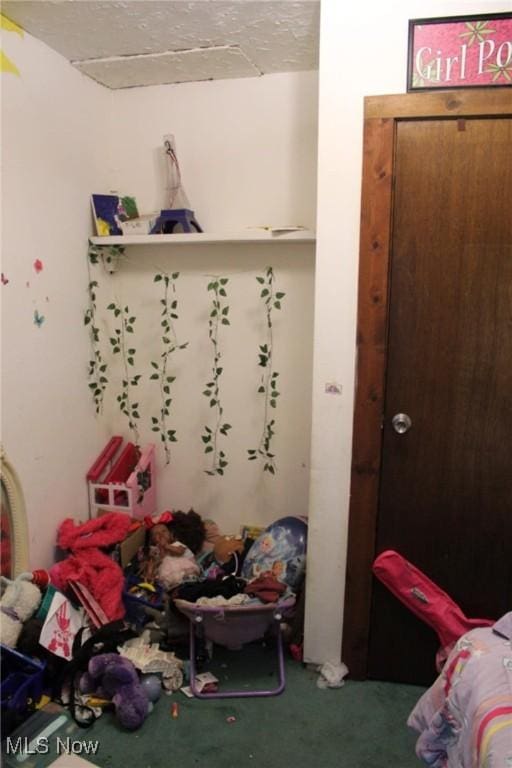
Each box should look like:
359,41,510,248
342,89,512,680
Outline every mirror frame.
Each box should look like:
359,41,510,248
1,446,29,577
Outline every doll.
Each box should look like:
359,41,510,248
142,522,199,590
167,509,206,555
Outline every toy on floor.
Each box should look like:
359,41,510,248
86,436,156,519
202,534,249,579
141,521,199,589
242,516,308,589
118,630,184,691
139,674,162,703
79,652,149,730
0,573,42,648
201,518,222,552
49,513,132,621
213,535,245,566
167,509,206,555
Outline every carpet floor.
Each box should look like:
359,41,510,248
3,643,427,768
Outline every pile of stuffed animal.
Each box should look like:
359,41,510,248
1,509,308,735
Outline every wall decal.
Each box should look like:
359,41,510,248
33,259,43,273
1,273,9,285
1,14,23,77
33,310,45,328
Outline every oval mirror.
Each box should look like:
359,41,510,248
1,447,29,578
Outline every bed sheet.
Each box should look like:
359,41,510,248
408,612,512,767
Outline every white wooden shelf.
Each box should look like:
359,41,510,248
89,230,316,246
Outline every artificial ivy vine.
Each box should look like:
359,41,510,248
85,253,289,475
84,276,108,414
107,300,142,446
248,266,285,474
202,277,231,475
84,244,117,413
88,243,126,275
150,271,188,464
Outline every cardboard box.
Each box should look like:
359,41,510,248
114,525,145,568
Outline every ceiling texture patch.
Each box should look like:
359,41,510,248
1,0,319,88
74,45,262,89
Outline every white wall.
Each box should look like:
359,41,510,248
93,71,318,533
91,243,314,533
2,40,318,567
1,30,112,568
108,71,319,232
304,0,512,665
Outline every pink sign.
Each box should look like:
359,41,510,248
407,13,512,90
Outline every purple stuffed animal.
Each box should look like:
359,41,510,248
79,652,149,730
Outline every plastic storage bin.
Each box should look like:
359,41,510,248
0,644,46,715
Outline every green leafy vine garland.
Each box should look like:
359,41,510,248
150,271,188,464
248,266,285,474
202,277,231,475
85,244,127,413
107,300,142,445
84,279,108,414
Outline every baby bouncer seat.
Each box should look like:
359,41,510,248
174,515,307,699
174,596,296,698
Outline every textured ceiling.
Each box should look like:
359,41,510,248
1,0,320,88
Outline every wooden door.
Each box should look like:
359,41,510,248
342,91,512,683
369,117,512,684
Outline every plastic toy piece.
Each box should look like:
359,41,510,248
86,437,156,519
86,437,123,482
150,209,202,235
104,443,139,484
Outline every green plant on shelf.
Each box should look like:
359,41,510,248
201,277,231,476
107,300,142,445
149,271,189,464
247,266,285,474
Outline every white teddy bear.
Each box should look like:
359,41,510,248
0,574,42,648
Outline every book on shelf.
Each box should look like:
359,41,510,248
91,193,139,237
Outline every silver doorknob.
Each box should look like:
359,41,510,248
392,413,412,434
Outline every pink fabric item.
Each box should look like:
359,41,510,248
372,550,494,659
50,513,132,621
57,514,132,550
